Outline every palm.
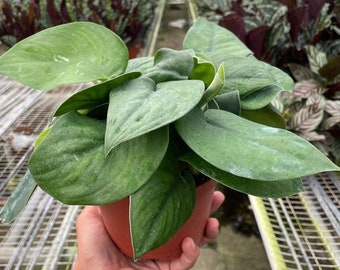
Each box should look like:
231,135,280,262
73,191,224,270
106,237,200,270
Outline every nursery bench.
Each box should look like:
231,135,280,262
0,75,82,269
250,172,340,270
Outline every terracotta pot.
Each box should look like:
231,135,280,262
99,179,217,260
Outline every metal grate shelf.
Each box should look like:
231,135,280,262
0,189,80,270
250,172,340,270
0,75,83,270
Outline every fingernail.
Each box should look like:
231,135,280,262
189,237,196,250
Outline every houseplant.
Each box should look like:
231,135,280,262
0,17,338,261
195,0,340,163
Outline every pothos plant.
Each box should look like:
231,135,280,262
0,18,338,260
197,0,340,161
196,0,340,67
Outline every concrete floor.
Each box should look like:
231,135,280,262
194,225,270,270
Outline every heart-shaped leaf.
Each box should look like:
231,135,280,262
130,148,196,260
181,152,303,198
105,77,205,154
0,22,128,90
126,57,154,73
143,48,194,83
183,17,254,66
221,55,295,110
175,108,339,181
29,112,168,205
53,72,141,117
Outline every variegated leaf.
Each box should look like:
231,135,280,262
325,100,340,116
305,45,328,74
268,19,290,48
334,74,340,84
315,85,327,95
271,98,284,114
268,4,288,26
322,115,340,130
290,103,324,132
293,80,325,99
319,55,340,82
305,93,326,107
317,4,333,32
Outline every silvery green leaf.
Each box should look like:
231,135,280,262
0,171,37,224
105,77,205,154
29,112,168,205
175,108,339,181
130,148,195,260
0,22,128,90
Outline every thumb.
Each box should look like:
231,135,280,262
170,237,200,270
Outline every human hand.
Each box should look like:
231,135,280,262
73,191,225,270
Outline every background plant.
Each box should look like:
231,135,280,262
0,0,158,47
196,0,340,163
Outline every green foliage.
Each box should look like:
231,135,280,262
274,46,340,164
196,0,340,65
0,18,338,260
196,0,340,164
130,148,196,259
0,22,129,90
0,171,36,223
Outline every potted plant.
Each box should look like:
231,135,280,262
196,0,340,163
196,0,340,77
0,17,338,261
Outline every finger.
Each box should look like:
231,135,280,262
76,206,125,263
210,191,225,214
77,206,100,221
169,237,200,270
76,206,114,250
199,217,220,246
76,206,103,237
76,206,107,237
